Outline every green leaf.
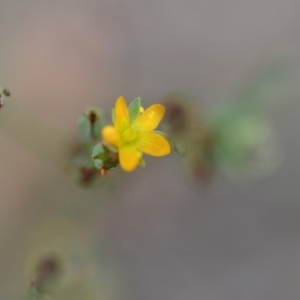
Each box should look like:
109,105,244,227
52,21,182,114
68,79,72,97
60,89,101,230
92,143,105,159
92,111,106,139
93,159,103,169
128,97,141,123
92,120,102,139
84,107,106,139
77,115,91,143
139,157,146,167
92,143,120,170
173,141,187,157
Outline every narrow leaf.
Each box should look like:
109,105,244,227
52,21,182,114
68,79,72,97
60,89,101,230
139,157,146,167
94,159,103,169
77,115,91,143
92,143,104,159
128,97,141,123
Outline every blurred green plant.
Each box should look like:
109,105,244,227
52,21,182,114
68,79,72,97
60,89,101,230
68,107,108,185
24,217,120,300
28,252,64,299
26,250,115,300
0,86,10,108
162,64,295,181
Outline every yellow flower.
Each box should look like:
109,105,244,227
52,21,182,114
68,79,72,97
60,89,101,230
102,96,171,172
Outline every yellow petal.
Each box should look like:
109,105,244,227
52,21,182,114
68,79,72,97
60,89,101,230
115,96,130,131
119,143,141,172
137,132,171,156
133,104,165,132
102,125,120,147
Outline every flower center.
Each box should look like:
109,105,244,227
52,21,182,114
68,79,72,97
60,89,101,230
122,127,137,143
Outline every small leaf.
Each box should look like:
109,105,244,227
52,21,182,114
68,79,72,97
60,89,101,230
84,107,106,139
92,111,106,139
139,157,146,167
129,97,141,123
77,115,91,143
92,120,102,139
92,143,105,159
94,159,103,169
173,141,187,157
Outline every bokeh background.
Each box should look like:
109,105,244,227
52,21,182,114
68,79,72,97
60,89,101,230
1,1,300,299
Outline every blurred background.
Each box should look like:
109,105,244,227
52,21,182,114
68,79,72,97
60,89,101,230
0,0,300,299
